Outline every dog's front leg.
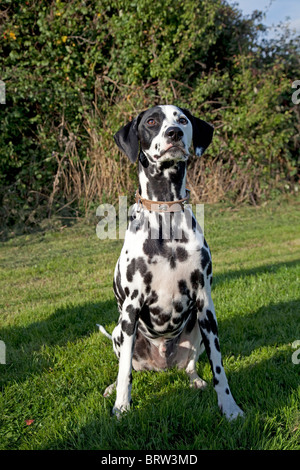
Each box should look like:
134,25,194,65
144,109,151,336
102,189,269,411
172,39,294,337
198,302,244,420
112,302,139,417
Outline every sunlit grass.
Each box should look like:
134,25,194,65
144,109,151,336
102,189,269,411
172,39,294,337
0,198,299,449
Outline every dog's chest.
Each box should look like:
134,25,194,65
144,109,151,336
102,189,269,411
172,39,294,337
121,209,203,289
116,209,209,338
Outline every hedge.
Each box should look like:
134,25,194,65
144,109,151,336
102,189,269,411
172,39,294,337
0,0,299,229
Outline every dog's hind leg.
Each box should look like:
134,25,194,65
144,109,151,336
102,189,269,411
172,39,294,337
103,381,116,397
184,323,207,389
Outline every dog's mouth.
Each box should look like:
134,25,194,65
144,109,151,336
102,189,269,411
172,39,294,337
154,144,187,160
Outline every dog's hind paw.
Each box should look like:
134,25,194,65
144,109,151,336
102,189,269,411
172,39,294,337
190,377,208,390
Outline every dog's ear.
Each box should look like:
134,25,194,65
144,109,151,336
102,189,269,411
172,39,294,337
181,108,214,156
114,112,144,163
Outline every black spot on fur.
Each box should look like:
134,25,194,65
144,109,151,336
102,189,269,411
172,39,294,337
207,309,218,335
139,304,153,330
176,246,188,262
199,317,210,332
139,151,149,168
160,160,175,170
191,215,197,232
121,319,136,336
172,314,183,324
206,261,212,277
144,271,153,285
126,304,139,321
173,301,183,313
186,307,197,333
199,310,218,336
113,262,126,307
131,289,138,300
139,293,145,306
148,290,158,305
214,337,220,352
190,269,204,290
155,312,171,326
150,306,162,316
196,298,204,312
143,238,166,260
126,257,149,285
199,326,211,359
201,247,210,270
126,260,136,282
178,279,189,296
213,377,219,386
170,254,176,269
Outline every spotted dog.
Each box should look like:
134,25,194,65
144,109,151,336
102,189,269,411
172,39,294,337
100,105,244,420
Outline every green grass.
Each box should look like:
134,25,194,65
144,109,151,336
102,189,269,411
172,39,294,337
0,198,299,450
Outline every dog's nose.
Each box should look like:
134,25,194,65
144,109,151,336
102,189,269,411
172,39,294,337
165,126,184,142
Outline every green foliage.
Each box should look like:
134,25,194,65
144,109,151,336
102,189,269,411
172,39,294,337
0,0,299,227
191,56,295,166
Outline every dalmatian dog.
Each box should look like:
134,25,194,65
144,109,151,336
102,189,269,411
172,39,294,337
99,105,244,420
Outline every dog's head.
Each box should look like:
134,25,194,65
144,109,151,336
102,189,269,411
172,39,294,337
114,105,214,164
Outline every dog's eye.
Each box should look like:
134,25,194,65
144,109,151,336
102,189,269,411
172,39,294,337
147,118,156,126
179,117,188,125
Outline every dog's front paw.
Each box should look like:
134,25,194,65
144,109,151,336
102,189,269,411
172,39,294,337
220,399,244,421
112,402,131,419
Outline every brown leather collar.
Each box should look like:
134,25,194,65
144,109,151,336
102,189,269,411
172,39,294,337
135,189,190,212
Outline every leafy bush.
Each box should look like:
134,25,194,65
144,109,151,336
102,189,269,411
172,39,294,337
0,0,299,229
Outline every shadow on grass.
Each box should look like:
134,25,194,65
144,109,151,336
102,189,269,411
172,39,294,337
41,346,299,450
0,298,118,387
1,258,299,449
1,258,299,380
212,258,300,288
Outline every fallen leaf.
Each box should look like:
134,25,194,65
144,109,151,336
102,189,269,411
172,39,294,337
25,419,35,426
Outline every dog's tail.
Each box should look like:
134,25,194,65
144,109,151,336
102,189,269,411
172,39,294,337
96,324,112,341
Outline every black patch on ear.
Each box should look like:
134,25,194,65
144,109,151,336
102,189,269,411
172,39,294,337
180,108,214,156
114,112,145,163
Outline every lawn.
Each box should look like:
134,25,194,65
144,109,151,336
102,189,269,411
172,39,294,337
0,198,299,450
